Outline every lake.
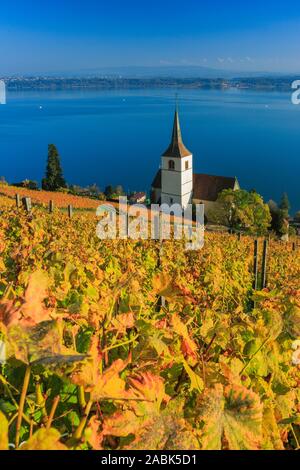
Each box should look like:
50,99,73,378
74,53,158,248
0,87,299,213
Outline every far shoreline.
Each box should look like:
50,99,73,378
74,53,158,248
1,76,298,93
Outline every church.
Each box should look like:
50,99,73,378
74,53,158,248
151,107,240,214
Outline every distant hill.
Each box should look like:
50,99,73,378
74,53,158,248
3,65,297,80
56,65,244,79
73,65,294,80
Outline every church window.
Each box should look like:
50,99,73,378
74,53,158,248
185,161,189,170
168,160,175,170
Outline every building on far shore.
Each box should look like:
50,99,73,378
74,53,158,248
151,107,240,214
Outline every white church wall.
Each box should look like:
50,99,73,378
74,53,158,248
181,191,193,207
179,156,192,172
161,169,182,196
160,154,193,209
181,168,193,186
161,193,182,206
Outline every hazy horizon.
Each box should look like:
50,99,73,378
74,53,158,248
2,64,300,79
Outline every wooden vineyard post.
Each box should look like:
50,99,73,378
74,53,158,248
156,211,166,310
22,197,31,214
292,242,296,252
49,200,54,213
158,239,166,309
261,239,268,289
253,239,259,291
68,205,73,219
15,193,21,209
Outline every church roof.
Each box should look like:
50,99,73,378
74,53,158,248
151,169,238,202
162,108,192,158
151,169,161,188
193,173,238,201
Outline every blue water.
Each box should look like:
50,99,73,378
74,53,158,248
0,88,299,213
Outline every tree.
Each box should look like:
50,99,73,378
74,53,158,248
14,179,39,190
268,194,290,237
216,189,271,235
42,144,66,191
115,185,124,196
268,200,280,233
87,184,101,196
104,185,114,198
279,193,290,215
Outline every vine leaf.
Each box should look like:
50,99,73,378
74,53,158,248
198,384,263,450
0,411,8,450
102,373,169,440
0,270,51,331
6,320,85,365
20,270,52,327
128,406,200,450
103,394,199,451
171,314,198,364
84,415,103,450
150,273,183,303
20,428,67,450
71,335,131,400
127,372,168,415
262,406,284,450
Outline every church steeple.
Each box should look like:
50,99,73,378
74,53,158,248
162,106,192,158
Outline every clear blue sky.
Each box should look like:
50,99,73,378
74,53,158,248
1,0,300,74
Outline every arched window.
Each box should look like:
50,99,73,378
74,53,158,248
185,161,189,170
168,160,175,170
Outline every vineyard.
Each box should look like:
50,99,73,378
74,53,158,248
0,200,299,450
0,184,101,209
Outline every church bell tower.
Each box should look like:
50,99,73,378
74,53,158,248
160,106,193,209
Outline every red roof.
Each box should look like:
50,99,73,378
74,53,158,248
130,192,146,201
151,169,161,188
193,173,238,201
151,170,238,202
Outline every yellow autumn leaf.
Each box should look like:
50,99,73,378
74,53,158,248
20,428,67,450
20,270,52,326
71,335,131,400
0,411,8,450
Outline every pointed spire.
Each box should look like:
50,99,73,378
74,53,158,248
162,105,192,158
